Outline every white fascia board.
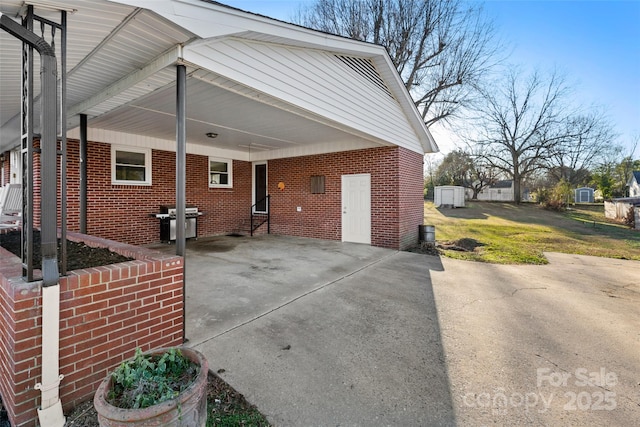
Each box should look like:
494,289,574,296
113,0,383,56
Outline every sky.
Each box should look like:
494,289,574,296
221,0,640,158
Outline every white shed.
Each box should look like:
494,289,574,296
574,187,594,203
434,186,465,207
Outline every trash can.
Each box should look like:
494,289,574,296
419,225,435,243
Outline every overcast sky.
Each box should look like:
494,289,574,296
221,0,640,157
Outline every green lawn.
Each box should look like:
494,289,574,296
424,201,640,264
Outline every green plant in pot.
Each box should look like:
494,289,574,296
94,347,208,427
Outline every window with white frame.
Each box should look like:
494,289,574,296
111,146,152,185
209,157,232,188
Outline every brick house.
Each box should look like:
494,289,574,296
1,0,437,252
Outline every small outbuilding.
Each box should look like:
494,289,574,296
574,187,595,203
476,180,514,202
434,185,465,208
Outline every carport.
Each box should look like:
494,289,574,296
1,0,436,253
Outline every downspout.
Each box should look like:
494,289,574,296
0,13,65,427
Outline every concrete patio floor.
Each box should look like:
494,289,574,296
151,235,640,426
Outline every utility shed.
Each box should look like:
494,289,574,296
434,186,465,208
575,187,594,203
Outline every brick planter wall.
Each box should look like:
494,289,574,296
0,232,184,427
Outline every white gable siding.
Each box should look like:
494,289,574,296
476,186,514,201
630,179,640,197
184,38,425,154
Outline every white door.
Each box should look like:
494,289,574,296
341,174,371,244
442,188,454,205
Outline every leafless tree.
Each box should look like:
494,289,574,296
546,110,619,186
294,0,501,127
468,67,589,203
466,149,500,199
434,149,497,198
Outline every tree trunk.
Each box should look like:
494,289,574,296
513,177,521,204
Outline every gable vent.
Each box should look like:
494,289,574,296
335,55,394,99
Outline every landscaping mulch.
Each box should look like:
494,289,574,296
0,394,9,427
405,241,441,256
0,230,132,271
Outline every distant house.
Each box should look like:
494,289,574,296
628,171,640,197
574,187,595,203
476,180,514,202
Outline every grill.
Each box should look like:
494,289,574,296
154,205,201,242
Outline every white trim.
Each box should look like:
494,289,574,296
208,157,233,188
67,128,385,161
67,128,251,160
111,145,152,186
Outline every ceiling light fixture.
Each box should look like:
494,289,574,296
205,132,218,139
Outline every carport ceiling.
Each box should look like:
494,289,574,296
85,70,367,153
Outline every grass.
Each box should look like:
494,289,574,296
424,201,640,264
206,372,270,427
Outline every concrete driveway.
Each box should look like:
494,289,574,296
166,235,640,426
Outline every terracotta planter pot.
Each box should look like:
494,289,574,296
94,347,209,427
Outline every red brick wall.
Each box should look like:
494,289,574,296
62,140,252,245
61,140,422,249
398,148,425,249
0,233,183,427
268,146,421,249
